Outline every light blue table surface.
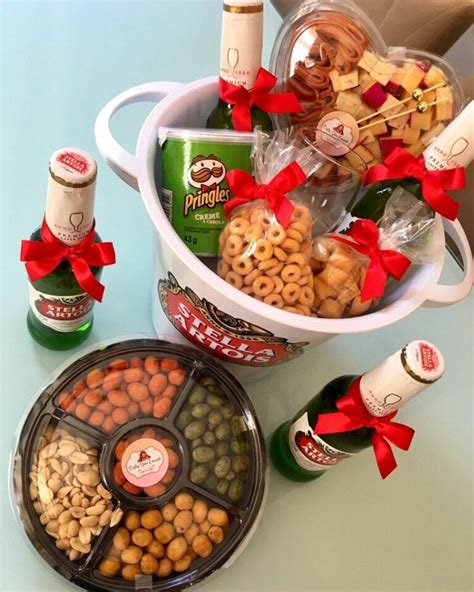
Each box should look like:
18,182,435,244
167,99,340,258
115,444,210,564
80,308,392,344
1,2,473,592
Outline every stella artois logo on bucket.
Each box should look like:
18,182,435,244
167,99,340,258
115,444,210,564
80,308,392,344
159,273,308,367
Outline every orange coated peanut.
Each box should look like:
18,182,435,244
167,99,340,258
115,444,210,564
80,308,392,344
112,408,129,425
168,369,186,386
115,440,128,461
108,358,129,371
123,482,142,496
114,463,126,485
143,483,166,498
58,392,75,410
167,449,180,469
75,403,91,421
86,368,105,388
160,358,180,372
89,410,105,427
161,469,175,485
149,374,167,396
123,368,145,383
128,401,140,417
128,382,149,402
83,389,103,407
153,398,172,419
139,398,154,415
108,390,130,408
72,380,87,396
162,385,177,399
144,356,161,375
102,370,123,392
102,417,116,433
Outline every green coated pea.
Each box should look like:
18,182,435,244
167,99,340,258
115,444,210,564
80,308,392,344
206,393,224,408
176,408,193,431
221,405,234,419
231,417,244,437
232,456,246,473
192,446,216,464
215,421,231,441
188,385,207,405
191,438,203,449
191,403,211,419
228,478,245,501
184,420,206,440
230,439,247,455
225,470,236,482
214,456,231,479
207,411,223,429
205,474,218,490
216,479,229,496
202,431,216,446
199,376,216,388
216,442,230,457
190,464,208,485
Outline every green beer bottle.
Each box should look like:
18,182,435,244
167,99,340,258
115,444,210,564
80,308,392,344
25,148,102,350
270,341,445,482
206,0,272,131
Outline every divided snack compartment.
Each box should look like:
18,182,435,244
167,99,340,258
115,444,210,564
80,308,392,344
11,339,266,592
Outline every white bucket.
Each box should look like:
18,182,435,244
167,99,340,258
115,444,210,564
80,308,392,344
95,77,473,381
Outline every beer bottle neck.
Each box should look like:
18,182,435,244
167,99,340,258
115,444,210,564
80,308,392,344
45,148,97,246
219,0,263,90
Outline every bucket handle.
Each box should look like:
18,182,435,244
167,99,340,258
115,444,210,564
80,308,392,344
94,81,184,191
423,218,473,307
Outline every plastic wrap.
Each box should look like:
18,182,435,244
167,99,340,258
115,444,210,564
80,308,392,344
311,187,444,318
270,0,465,166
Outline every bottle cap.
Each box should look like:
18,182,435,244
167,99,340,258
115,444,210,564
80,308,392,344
49,148,97,187
401,340,445,384
360,340,445,417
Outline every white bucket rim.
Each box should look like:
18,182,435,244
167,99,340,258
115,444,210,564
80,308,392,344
133,76,445,334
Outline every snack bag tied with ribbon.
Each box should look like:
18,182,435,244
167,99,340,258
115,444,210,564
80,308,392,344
311,187,444,318
217,130,318,316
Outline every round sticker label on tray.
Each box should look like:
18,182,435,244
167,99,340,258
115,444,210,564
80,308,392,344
315,111,359,156
121,438,169,488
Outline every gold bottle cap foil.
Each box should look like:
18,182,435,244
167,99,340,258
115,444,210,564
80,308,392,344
49,147,97,188
224,1,263,13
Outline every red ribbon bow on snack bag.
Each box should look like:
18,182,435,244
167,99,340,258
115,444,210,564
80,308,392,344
224,161,308,228
315,376,415,479
364,147,465,221
20,219,116,302
219,68,303,132
332,219,411,302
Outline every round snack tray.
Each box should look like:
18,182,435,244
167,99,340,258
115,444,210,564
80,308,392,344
11,339,266,592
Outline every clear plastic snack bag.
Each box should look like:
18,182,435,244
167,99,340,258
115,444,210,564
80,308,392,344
311,186,444,318
217,130,318,316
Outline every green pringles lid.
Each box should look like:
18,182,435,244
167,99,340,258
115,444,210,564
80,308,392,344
158,128,255,257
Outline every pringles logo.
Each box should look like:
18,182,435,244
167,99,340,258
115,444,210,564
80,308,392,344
184,155,230,216
158,273,308,366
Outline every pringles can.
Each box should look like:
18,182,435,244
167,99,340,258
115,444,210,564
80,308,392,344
158,128,255,256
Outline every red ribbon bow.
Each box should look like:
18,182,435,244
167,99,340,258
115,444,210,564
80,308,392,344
315,377,415,479
224,162,307,228
20,219,116,302
364,147,465,221
332,219,411,302
219,67,303,132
